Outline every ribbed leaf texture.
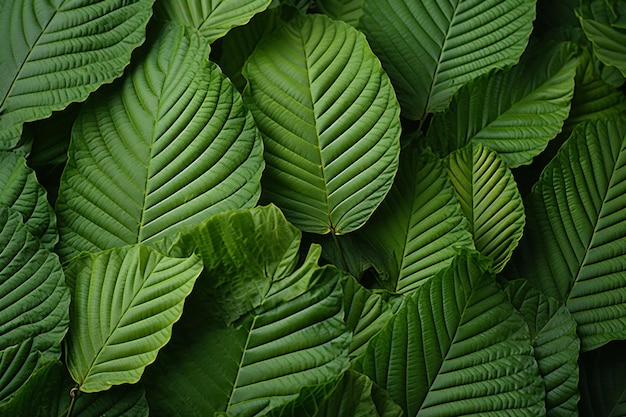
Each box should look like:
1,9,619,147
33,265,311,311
315,0,364,26
65,244,202,392
357,251,546,417
578,340,626,417
427,42,578,167
56,23,264,261
444,144,525,273
358,0,535,119
144,206,350,417
505,280,580,417
0,0,153,150
359,149,474,293
243,14,401,234
0,339,40,403
516,119,626,351
578,0,626,77
155,0,271,43
0,152,56,249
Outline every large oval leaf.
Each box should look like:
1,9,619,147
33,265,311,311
243,14,401,235
65,244,202,392
358,149,474,293
426,42,578,167
358,0,535,119
515,119,626,351
444,144,525,273
144,206,350,417
55,23,264,261
0,0,153,150
357,251,545,417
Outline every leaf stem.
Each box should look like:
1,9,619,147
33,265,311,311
66,387,79,417
331,229,348,272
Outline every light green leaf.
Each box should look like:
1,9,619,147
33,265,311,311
65,244,202,392
0,152,56,249
0,0,153,150
55,23,264,261
315,0,364,25
505,280,580,417
155,0,272,43
358,149,474,293
358,0,535,119
426,42,579,167
0,207,69,353
578,0,626,77
343,276,393,357
357,251,545,417
444,144,525,273
243,14,401,234
144,206,350,417
578,340,626,417
516,119,626,351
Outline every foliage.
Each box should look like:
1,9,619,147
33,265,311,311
1,0,626,416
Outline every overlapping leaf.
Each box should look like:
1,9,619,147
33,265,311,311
155,0,271,43
144,206,350,417
444,144,525,272
0,0,153,150
516,119,626,351
65,244,202,392
505,280,580,417
357,251,545,417
55,23,264,261
315,0,364,26
358,0,535,119
426,42,578,167
243,14,401,234
358,149,474,293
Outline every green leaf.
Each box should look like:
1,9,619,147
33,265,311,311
426,42,579,167
357,251,545,417
0,340,41,403
144,206,350,417
444,144,525,273
243,14,401,234
0,0,153,150
315,0,364,25
578,340,626,417
0,152,56,249
358,149,474,293
55,23,264,261
0,207,69,353
343,276,393,357
65,244,202,392
505,280,580,417
578,0,626,77
155,0,272,43
516,119,626,351
358,0,535,119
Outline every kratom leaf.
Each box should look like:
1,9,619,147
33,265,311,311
55,23,264,261
358,149,474,293
578,0,626,77
505,280,580,417
155,0,272,43
0,152,56,249
0,207,69,353
444,144,525,273
578,340,626,417
0,340,41,403
0,0,153,150
426,41,578,167
0,359,62,417
315,0,364,25
243,14,401,234
65,244,202,392
515,119,626,351
358,0,535,119
144,206,350,417
357,251,546,417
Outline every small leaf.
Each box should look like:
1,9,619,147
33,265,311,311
444,144,525,273
65,245,202,392
0,0,153,149
244,14,401,234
